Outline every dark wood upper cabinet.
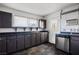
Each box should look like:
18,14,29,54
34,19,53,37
39,19,46,29
0,11,12,28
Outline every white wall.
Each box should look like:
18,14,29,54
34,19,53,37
45,11,61,44
45,4,79,44
61,5,79,32
0,5,43,33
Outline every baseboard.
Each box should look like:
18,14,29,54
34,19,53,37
48,42,55,46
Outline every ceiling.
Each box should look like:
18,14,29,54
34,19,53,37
1,3,78,16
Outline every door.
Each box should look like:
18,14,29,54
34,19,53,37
7,35,16,53
16,34,24,50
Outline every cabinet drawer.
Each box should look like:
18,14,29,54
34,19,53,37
71,36,79,41
17,35,24,39
7,36,16,40
0,37,6,40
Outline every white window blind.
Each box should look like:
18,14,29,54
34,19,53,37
12,16,38,27
12,16,28,27
28,19,38,27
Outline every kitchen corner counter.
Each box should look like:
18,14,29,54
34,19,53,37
56,32,79,37
56,32,79,55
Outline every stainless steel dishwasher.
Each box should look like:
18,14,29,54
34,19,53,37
56,35,69,53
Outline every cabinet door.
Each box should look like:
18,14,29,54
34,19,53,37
0,39,1,54
32,32,36,46
0,11,12,28
7,36,16,53
16,35,24,50
36,32,41,45
44,32,48,42
25,35,31,48
40,32,45,43
0,37,6,55
70,36,79,55
0,37,7,54
0,12,3,27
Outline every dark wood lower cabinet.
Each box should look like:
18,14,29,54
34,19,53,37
44,32,48,42
41,32,48,43
7,35,16,53
0,31,48,54
70,36,79,55
36,32,41,45
32,32,37,46
25,34,31,48
16,35,24,50
0,37,6,54
0,40,1,54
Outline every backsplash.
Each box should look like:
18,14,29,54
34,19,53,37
0,28,48,33
60,5,79,32
61,25,79,32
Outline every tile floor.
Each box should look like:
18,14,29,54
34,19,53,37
12,43,67,55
